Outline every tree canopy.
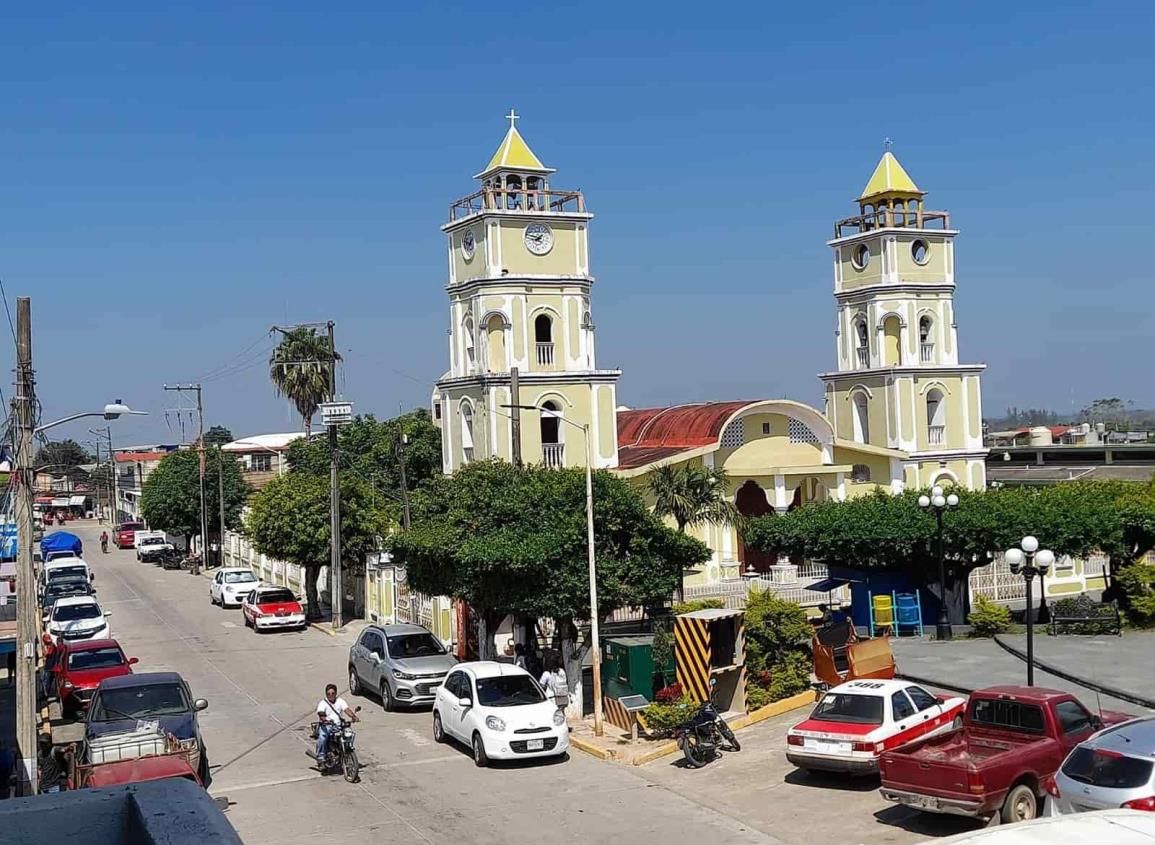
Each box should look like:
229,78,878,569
390,460,710,624
203,425,235,447
286,410,442,522
141,449,249,540
35,439,92,478
647,464,739,533
245,471,386,618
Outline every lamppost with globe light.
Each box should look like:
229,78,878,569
918,485,959,641
1004,536,1056,686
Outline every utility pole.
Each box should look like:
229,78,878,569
13,296,38,795
163,384,206,573
396,408,411,531
217,446,226,564
91,426,117,526
510,367,523,467
327,321,342,629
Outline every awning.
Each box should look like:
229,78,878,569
35,497,53,505
51,497,70,508
804,576,864,593
69,495,87,506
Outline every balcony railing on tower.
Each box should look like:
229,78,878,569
920,342,935,363
536,342,555,368
856,347,870,367
450,187,586,222
928,425,946,446
834,207,951,238
542,443,564,468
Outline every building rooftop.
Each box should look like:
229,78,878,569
616,401,752,470
222,433,306,452
858,151,923,201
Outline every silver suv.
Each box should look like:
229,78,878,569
1052,715,1155,814
348,624,457,710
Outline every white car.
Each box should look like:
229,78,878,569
433,661,569,767
209,568,259,608
786,678,966,774
46,595,111,644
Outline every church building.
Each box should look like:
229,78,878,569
433,118,987,587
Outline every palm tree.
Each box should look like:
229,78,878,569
269,328,338,437
647,464,741,601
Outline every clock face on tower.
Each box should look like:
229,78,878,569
524,223,553,255
461,229,476,260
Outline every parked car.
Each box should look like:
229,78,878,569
1048,715,1155,815
114,522,145,549
136,533,174,563
48,638,138,717
209,568,259,607
40,558,93,593
432,661,569,767
241,586,307,632
85,672,210,785
41,577,94,612
879,686,1131,825
786,679,966,774
348,623,457,710
46,595,111,644
916,809,1155,845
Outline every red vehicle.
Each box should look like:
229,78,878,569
48,638,138,717
114,522,145,549
68,737,203,790
241,585,307,632
879,686,1130,825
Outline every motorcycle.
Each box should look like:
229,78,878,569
674,678,740,768
309,707,361,783
158,549,185,570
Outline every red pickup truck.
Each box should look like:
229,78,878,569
879,686,1130,824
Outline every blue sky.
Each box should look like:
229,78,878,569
3,3,1153,447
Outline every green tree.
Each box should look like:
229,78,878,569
286,410,442,522
647,464,739,533
1080,397,1135,431
203,425,235,447
389,460,710,714
269,327,338,437
245,472,386,620
743,590,812,702
141,449,249,545
35,439,92,481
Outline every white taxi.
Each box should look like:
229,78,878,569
786,679,965,775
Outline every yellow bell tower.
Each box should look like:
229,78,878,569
433,112,621,473
820,147,988,491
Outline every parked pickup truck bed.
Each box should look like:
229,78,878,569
879,685,1130,825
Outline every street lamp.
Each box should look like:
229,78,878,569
1004,536,1055,686
507,403,604,737
918,485,959,641
36,400,147,433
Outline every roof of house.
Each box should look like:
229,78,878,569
859,151,923,201
114,451,169,463
616,401,752,470
222,433,306,452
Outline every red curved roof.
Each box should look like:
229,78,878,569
616,402,753,470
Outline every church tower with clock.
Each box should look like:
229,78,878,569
434,112,621,473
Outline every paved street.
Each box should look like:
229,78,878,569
61,521,781,845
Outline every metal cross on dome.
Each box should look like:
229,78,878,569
884,136,894,152
506,108,519,128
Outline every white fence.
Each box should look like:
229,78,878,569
968,553,1110,607
683,562,849,610
221,531,324,603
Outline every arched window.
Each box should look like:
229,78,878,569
534,314,554,367
460,402,475,463
462,316,476,372
854,318,869,367
919,315,934,363
852,393,870,444
485,314,506,373
882,315,902,366
525,176,541,210
540,400,563,468
926,389,946,446
505,175,522,209
851,464,871,483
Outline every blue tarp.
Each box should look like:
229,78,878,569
40,530,83,557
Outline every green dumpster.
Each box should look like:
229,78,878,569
601,635,675,701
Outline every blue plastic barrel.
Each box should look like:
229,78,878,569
896,593,920,625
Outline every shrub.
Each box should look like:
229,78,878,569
655,682,683,703
672,597,725,615
743,589,812,706
641,695,697,737
967,594,1012,637
746,683,774,711
651,618,674,687
1116,561,1155,626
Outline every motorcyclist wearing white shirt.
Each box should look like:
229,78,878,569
315,683,359,761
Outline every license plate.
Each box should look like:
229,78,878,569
805,738,850,754
526,739,544,751
906,795,936,810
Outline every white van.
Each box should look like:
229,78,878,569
41,557,93,590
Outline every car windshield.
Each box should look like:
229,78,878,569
46,580,89,596
1063,747,1155,789
387,633,446,658
119,523,144,532
223,571,257,584
90,683,190,721
811,693,884,725
68,647,125,671
141,537,165,546
257,589,295,604
52,603,101,622
475,675,546,707
48,566,87,581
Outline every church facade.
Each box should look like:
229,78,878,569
432,118,987,586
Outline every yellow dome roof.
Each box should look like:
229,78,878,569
475,111,554,178
858,151,923,201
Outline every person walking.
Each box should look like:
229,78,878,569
100,531,109,554
513,643,527,670
538,654,569,711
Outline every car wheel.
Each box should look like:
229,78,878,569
433,711,445,744
380,681,394,712
952,715,964,730
1002,784,1037,824
349,666,362,696
472,732,488,768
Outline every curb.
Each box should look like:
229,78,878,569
308,621,340,637
568,735,616,761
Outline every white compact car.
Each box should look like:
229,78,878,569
209,568,259,608
46,595,111,644
433,661,569,767
787,678,967,774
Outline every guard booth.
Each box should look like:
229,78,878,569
675,608,747,715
